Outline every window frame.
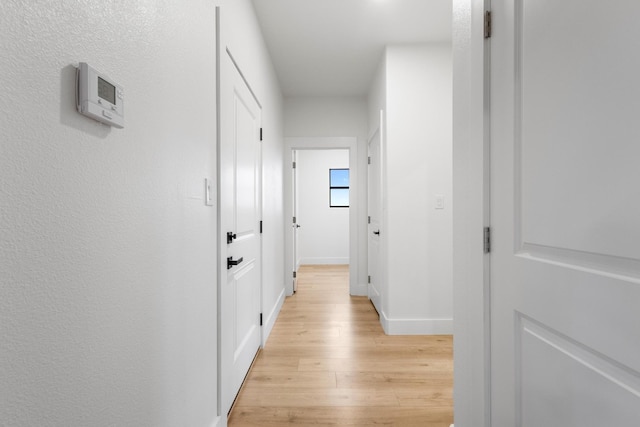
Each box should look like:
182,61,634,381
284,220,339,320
329,168,350,208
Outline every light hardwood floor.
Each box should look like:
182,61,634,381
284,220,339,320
228,264,454,426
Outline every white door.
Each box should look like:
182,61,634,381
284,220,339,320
220,51,262,414
368,127,382,315
292,150,299,292
491,2,640,425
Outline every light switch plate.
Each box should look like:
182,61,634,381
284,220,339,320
205,178,214,206
435,194,445,209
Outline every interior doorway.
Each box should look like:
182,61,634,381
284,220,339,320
284,137,360,296
292,149,350,291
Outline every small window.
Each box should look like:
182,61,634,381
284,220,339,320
329,168,349,208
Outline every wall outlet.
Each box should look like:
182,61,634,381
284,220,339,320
435,194,444,209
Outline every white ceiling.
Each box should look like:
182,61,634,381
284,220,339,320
251,0,452,97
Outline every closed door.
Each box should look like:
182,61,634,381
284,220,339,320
292,150,299,292
220,50,262,414
368,126,382,315
490,1,640,425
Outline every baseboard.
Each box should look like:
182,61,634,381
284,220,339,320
209,415,222,427
381,315,453,335
380,310,391,334
299,257,349,265
261,287,286,346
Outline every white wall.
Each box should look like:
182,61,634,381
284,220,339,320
297,149,350,264
0,1,284,426
284,97,368,293
368,55,387,139
1,1,218,426
368,45,453,335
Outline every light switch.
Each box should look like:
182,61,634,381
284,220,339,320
205,178,214,206
435,194,444,209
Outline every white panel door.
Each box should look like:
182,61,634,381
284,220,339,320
491,1,640,425
292,150,299,292
368,127,382,315
220,51,262,414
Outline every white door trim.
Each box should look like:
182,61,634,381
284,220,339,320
284,137,359,296
452,0,491,426
366,114,385,322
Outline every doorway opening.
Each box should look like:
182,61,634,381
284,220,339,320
284,137,360,297
292,148,350,293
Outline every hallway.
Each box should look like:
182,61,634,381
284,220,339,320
228,265,453,426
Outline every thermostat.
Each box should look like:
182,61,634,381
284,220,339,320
76,62,124,128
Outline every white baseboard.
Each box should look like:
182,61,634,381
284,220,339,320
380,309,390,334
380,312,453,335
261,287,286,346
299,257,349,265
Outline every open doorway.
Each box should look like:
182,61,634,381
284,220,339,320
284,137,360,297
292,149,350,293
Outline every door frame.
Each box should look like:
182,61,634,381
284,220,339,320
291,149,299,292
366,114,385,319
452,0,491,426
284,137,359,296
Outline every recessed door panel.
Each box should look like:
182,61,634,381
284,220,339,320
491,1,640,425
517,0,640,264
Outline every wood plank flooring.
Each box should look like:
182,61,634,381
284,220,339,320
228,264,454,427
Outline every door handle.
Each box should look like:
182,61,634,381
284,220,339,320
296,224,301,228
373,230,380,235
226,232,237,244
227,256,243,269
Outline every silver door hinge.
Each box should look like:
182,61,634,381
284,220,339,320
292,161,296,169
293,216,296,223
368,156,371,165
259,313,263,326
368,275,371,284
484,227,491,253
260,128,263,141
484,11,492,39
368,216,371,224
293,271,297,278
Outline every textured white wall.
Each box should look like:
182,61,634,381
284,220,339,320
0,0,219,425
297,149,350,264
386,44,453,333
0,1,285,426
